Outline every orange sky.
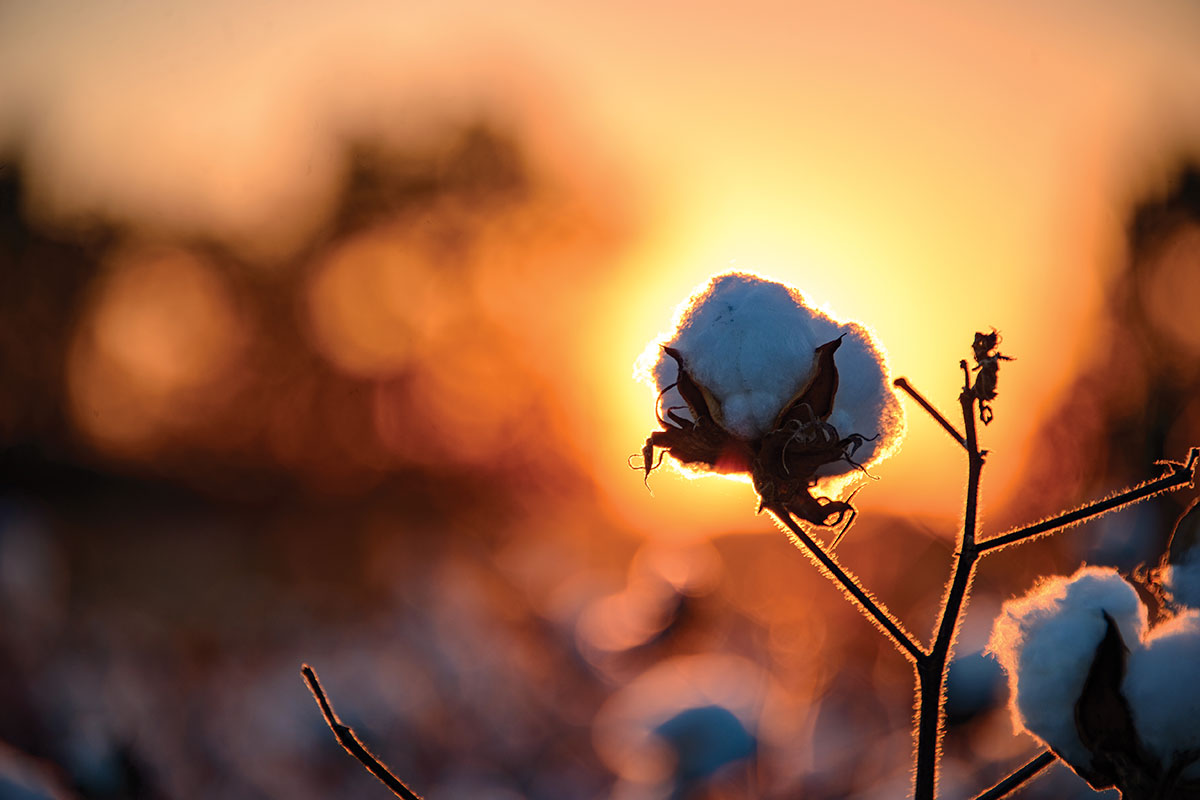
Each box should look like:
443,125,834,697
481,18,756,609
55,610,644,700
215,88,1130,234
3,0,1200,538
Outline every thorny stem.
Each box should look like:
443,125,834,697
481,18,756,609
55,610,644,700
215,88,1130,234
769,505,924,662
971,751,1057,800
302,665,425,800
978,447,1200,552
913,362,985,800
893,377,967,451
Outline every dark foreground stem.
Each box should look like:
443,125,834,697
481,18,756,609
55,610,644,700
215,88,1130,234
302,665,424,800
769,506,924,662
972,751,1057,800
979,448,1200,552
913,366,984,800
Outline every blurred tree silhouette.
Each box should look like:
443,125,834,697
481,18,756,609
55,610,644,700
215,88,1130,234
1024,162,1200,570
0,120,639,800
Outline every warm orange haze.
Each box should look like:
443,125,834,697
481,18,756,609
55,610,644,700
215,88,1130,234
2,1,1200,798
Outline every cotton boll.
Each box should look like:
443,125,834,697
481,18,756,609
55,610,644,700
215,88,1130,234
1125,610,1200,776
665,274,821,438
986,567,1147,770
653,272,902,470
638,271,905,522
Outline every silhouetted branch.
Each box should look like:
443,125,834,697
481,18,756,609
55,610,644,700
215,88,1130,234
894,377,967,450
972,751,1057,800
979,448,1200,552
301,664,424,800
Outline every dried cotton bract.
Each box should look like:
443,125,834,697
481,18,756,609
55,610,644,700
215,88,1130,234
636,273,904,528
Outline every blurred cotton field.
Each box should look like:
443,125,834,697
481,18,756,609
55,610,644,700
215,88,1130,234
3,1,1200,799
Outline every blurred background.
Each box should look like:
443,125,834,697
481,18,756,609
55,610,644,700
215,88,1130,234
1,1,1200,798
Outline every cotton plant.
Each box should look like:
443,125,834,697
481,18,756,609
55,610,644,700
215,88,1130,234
298,271,1200,800
989,502,1200,798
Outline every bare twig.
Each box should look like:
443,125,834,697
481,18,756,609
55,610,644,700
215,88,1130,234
971,751,1057,800
301,664,425,800
894,377,967,450
978,448,1200,552
769,505,924,662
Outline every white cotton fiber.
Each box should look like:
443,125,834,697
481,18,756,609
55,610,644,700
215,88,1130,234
1124,609,1200,776
651,272,903,478
986,567,1148,770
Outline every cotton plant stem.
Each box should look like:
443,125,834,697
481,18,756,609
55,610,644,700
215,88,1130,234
301,665,425,800
769,506,924,662
913,363,985,800
971,751,1057,800
978,447,1200,552
897,371,1196,800
894,377,967,451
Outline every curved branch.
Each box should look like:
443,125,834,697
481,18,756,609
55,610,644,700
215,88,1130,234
302,664,425,800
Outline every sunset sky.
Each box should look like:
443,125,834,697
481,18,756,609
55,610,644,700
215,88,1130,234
3,0,1200,537
6,4,1200,798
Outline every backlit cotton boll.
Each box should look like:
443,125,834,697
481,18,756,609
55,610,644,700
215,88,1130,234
636,272,904,528
985,567,1148,774
988,563,1200,792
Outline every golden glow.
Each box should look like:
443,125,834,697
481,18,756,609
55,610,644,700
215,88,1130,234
67,247,247,454
540,0,1200,537
387,331,536,467
306,224,458,378
7,0,1200,532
